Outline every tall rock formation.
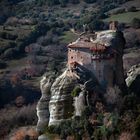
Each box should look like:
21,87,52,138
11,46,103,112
37,23,126,135
126,64,140,94
36,75,54,133
48,70,77,126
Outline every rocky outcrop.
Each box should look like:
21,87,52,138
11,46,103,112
38,134,48,140
36,75,54,133
36,66,102,131
74,91,85,116
37,70,77,132
49,69,77,125
37,29,126,136
126,64,140,94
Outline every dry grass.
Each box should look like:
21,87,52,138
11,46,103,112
10,127,38,140
0,104,37,138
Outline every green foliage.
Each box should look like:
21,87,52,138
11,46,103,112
131,18,140,29
88,20,104,31
59,0,68,7
71,86,81,97
93,129,102,140
48,117,93,139
69,0,79,4
84,0,96,4
35,0,47,6
60,31,78,44
0,32,18,40
82,106,93,118
100,125,109,137
104,11,140,23
46,0,60,6
127,6,137,12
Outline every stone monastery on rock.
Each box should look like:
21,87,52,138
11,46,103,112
67,21,125,89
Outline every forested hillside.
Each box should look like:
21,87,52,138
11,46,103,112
0,0,140,139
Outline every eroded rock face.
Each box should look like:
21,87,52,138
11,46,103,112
49,69,77,125
37,70,77,131
74,91,85,116
36,76,54,133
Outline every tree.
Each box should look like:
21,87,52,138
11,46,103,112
59,0,69,7
88,20,104,31
84,0,96,4
131,18,140,29
47,0,59,6
69,0,79,4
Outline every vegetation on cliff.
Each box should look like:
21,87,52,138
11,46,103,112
0,0,140,139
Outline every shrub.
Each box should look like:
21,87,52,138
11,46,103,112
3,48,18,59
105,86,121,105
84,0,96,4
5,17,19,26
0,32,18,40
119,132,137,140
131,18,140,29
69,0,79,4
0,60,7,69
88,20,105,31
0,104,37,137
59,0,68,7
127,6,137,12
109,8,126,15
10,128,38,140
71,86,81,97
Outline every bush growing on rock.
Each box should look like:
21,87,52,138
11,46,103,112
71,86,81,97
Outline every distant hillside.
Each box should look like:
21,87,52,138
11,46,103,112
0,0,140,139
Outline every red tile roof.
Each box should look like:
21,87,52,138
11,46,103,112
68,40,106,51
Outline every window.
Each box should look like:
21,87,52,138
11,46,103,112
71,56,73,59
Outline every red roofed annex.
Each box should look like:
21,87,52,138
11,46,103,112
67,21,125,88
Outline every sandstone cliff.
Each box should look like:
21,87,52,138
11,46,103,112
36,29,126,138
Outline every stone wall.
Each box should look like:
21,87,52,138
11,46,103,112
68,48,91,66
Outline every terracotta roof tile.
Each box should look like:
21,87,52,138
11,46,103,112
68,40,106,51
